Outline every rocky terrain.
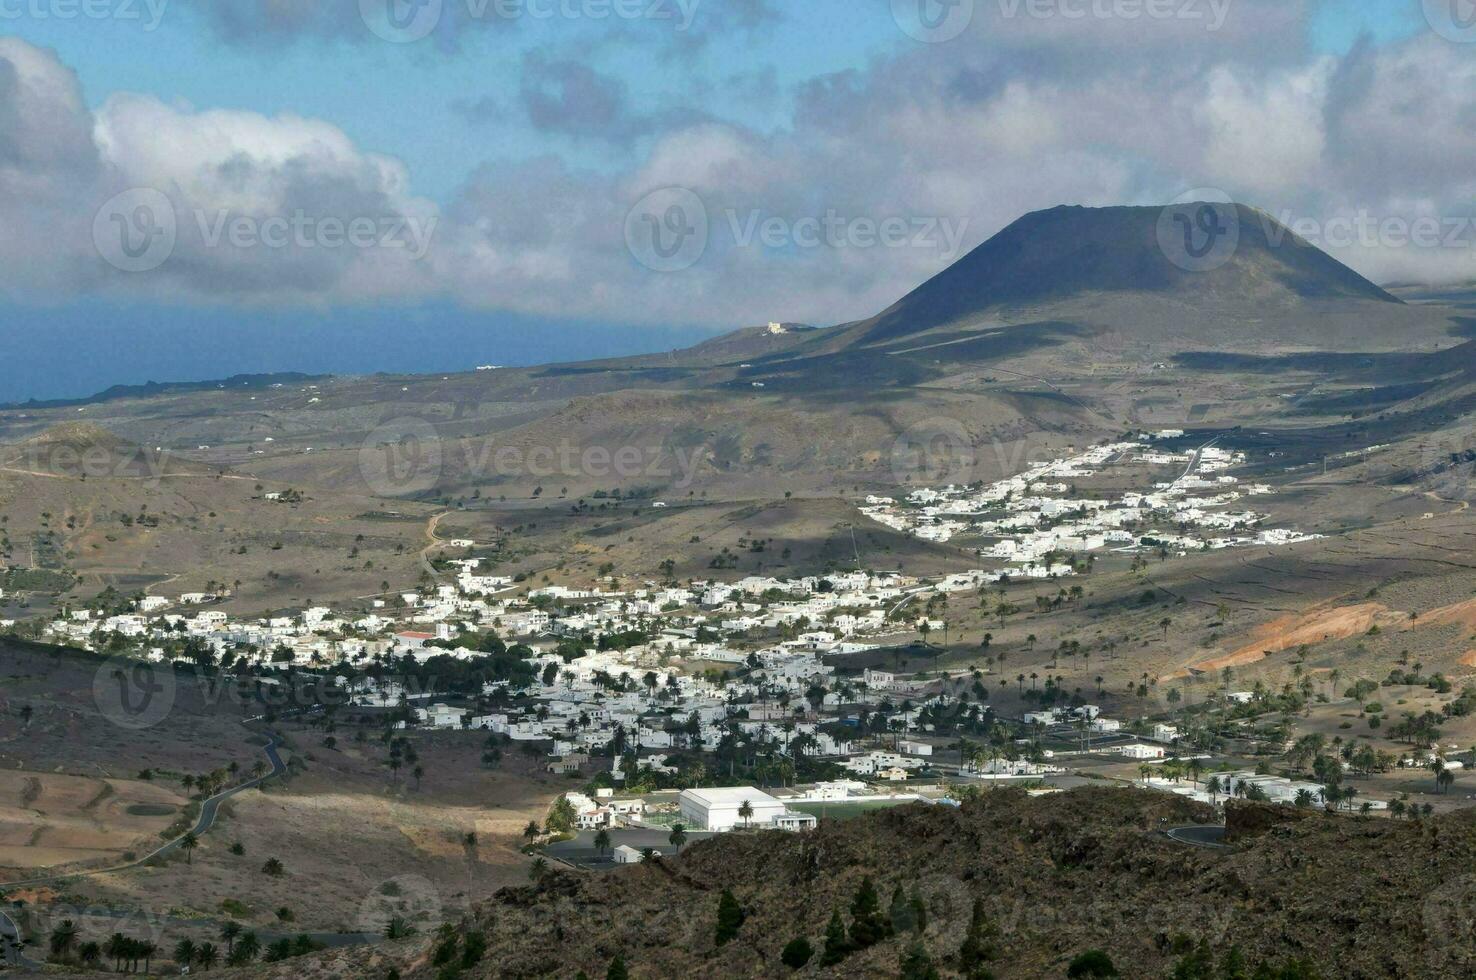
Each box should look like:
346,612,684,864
148,786,1476,979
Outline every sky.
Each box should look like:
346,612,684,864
0,0,1472,399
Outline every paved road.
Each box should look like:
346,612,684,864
545,827,716,869
0,736,286,891
1165,825,1230,849
0,906,43,970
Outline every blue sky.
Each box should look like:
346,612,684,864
0,0,1472,399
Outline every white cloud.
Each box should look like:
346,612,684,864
3,17,1476,327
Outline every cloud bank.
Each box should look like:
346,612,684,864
2,3,1475,329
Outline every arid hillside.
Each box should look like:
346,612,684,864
181,787,1476,979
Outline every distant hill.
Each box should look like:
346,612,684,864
844,204,1400,346
0,372,331,411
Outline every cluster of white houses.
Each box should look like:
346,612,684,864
861,439,1321,558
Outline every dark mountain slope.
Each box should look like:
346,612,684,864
847,204,1399,346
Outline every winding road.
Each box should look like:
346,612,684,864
1165,825,1230,849
0,738,285,971
0,907,42,970
0,737,285,891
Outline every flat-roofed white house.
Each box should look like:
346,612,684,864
612,844,647,864
678,787,788,832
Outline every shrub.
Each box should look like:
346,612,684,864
780,937,813,969
1067,949,1119,978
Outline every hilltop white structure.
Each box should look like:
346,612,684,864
677,786,815,832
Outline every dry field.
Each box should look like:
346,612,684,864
0,771,183,870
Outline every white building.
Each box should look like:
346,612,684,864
677,786,789,832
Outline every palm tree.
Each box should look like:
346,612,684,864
1206,775,1222,804
261,857,285,876
180,831,199,864
48,919,78,958
140,941,158,972
529,857,549,882
221,921,242,955
195,942,219,971
668,823,688,852
593,828,612,860
174,938,198,968
738,800,754,829
78,941,101,967
230,931,260,965
104,934,127,971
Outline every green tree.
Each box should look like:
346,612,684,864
668,823,688,852
820,910,850,966
715,889,745,945
180,831,199,864
606,954,629,980
781,937,813,970
546,797,577,833
48,919,78,958
848,876,891,949
958,898,1000,976
900,940,940,980
889,884,920,934
1067,949,1119,978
